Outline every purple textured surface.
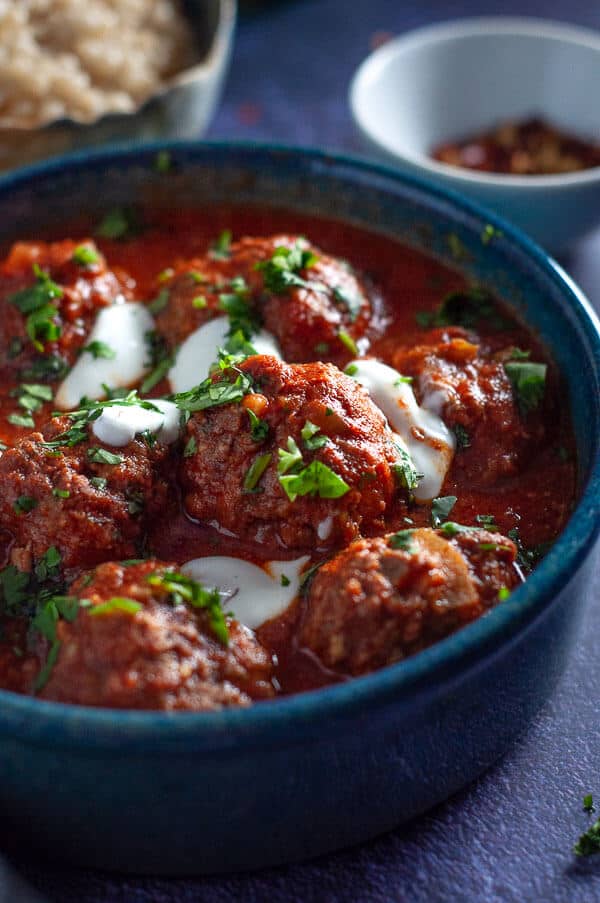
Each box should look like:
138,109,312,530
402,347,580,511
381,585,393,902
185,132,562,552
7,1,600,900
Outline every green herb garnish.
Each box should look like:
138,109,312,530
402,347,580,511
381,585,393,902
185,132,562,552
8,264,63,352
279,460,349,502
452,424,471,450
183,436,197,458
504,360,547,416
169,369,253,413
431,495,457,527
389,529,415,552
147,570,229,645
210,229,232,260
481,225,503,245
95,208,137,241
148,288,170,315
301,420,328,451
72,245,100,267
416,286,509,331
277,436,303,475
87,447,124,466
154,150,172,174
14,495,38,514
82,340,116,360
243,452,272,492
247,408,269,442
392,443,422,493
255,240,318,294
332,285,362,321
89,597,143,617
338,330,358,355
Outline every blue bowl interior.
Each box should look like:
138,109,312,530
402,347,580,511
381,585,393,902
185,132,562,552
0,142,598,750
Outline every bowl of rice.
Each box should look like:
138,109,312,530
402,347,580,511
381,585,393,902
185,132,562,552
0,0,236,171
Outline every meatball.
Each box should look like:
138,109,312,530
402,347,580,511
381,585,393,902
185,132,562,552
242,235,374,366
40,560,275,710
0,417,172,572
153,234,373,365
179,355,405,555
300,527,520,675
393,328,542,484
0,239,131,378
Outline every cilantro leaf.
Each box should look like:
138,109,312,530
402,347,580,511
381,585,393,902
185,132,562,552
279,460,349,502
147,570,229,645
82,340,116,360
255,240,318,294
431,495,457,527
504,361,547,416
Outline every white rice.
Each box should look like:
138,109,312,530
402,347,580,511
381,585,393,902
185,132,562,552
0,0,197,127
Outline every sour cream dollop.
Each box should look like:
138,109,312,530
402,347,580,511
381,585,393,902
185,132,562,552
347,358,455,501
182,555,308,629
168,316,281,393
91,399,181,448
55,303,155,410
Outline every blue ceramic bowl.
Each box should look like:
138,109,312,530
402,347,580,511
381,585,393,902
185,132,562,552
0,143,598,875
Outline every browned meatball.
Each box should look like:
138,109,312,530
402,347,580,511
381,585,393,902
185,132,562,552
0,239,131,378
153,234,373,365
40,560,275,710
393,328,542,484
300,527,520,675
179,355,406,555
0,417,172,573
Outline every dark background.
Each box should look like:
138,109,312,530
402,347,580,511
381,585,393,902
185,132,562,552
8,1,600,901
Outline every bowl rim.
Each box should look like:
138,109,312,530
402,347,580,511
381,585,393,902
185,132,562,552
0,138,598,749
349,15,600,190
0,0,237,135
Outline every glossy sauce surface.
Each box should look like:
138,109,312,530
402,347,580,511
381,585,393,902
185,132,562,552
0,206,578,697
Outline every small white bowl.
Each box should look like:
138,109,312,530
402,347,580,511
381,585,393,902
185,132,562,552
350,17,600,251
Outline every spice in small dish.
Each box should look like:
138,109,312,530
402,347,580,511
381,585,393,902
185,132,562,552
432,116,600,176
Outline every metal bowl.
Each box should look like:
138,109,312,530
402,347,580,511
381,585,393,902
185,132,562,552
0,0,236,172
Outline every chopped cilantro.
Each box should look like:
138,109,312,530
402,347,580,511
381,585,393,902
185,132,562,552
192,295,207,309
154,150,172,174
255,240,318,294
89,597,143,617
141,330,174,393
481,224,503,245
82,340,116,360
497,586,511,601
87,447,124,466
210,230,232,260
507,527,550,572
504,360,547,416
72,245,100,266
431,495,457,527
147,570,229,645
389,529,415,552
416,286,509,331
437,521,478,538
345,363,358,377
584,794,595,814
452,424,471,450
8,264,63,352
243,452,272,492
280,574,291,587
147,288,170,315
183,436,197,457
247,408,269,442
20,353,68,382
332,285,362,321
89,476,107,490
8,412,35,428
52,488,70,499
475,514,497,528
279,460,349,502
314,342,329,356
277,437,303,475
170,369,252,413
509,347,531,361
574,815,600,857
338,330,358,355
301,420,328,451
394,375,413,385
95,208,137,241
392,443,422,493
14,495,38,514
